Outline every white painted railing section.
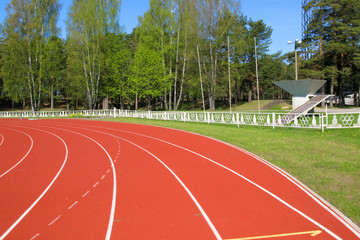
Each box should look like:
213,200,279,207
0,109,359,130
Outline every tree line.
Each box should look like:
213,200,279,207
0,0,359,112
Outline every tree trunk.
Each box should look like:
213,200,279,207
175,50,186,110
146,96,152,111
197,44,206,112
120,96,125,110
321,85,325,108
135,92,138,110
209,40,216,110
173,23,180,110
27,42,35,113
102,96,109,110
161,15,168,111
248,89,252,104
50,76,54,110
330,79,334,108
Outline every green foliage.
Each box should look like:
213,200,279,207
66,0,121,110
1,0,60,112
303,0,360,106
43,36,66,109
2,0,358,111
1,36,28,104
69,112,83,118
103,33,132,107
129,43,165,108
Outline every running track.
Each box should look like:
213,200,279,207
0,119,359,240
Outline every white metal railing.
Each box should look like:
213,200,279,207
325,112,360,129
117,110,325,130
0,109,359,130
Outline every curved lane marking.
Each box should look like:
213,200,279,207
29,233,40,240
0,128,34,178
114,135,222,240
23,125,118,240
0,127,68,240
62,122,345,240
114,129,342,240
0,133,4,146
45,121,360,239
218,139,360,237
47,123,222,240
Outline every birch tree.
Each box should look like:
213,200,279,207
197,0,240,110
172,0,198,110
66,0,121,110
2,0,60,112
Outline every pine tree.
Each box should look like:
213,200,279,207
304,0,360,106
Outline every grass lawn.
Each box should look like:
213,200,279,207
101,117,360,227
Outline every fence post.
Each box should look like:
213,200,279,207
272,113,275,129
236,113,240,127
321,114,325,132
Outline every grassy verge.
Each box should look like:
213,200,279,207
100,117,360,226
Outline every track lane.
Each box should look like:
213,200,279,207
0,127,33,178
84,125,334,240
0,122,115,240
41,121,220,239
64,119,360,240
0,126,67,239
1,119,359,240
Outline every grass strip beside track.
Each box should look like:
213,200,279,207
98,117,360,227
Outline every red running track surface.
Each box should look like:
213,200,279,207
0,119,359,240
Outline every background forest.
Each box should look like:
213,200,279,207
0,0,359,112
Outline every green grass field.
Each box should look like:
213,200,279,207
101,117,360,227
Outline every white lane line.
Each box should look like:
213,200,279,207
82,190,90,198
0,133,4,146
53,122,360,238
48,123,222,240
53,124,222,240
0,128,34,178
93,182,99,188
191,132,360,238
114,135,222,240
100,174,106,180
106,169,110,174
68,201,78,210
29,233,40,240
113,136,121,162
26,125,117,240
111,129,345,239
48,215,62,226
69,124,345,240
0,128,68,240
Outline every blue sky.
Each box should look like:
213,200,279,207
0,0,302,54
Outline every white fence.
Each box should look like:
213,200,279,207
0,109,359,130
